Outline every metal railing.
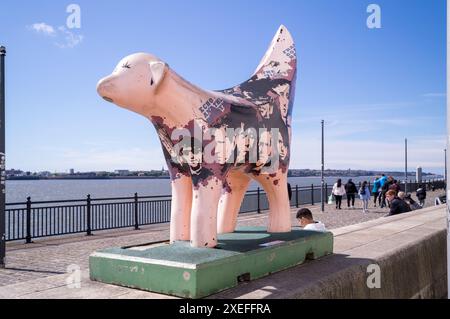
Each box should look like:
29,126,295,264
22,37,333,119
5,179,445,242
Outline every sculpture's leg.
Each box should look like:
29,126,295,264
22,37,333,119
170,175,193,243
190,176,223,248
252,171,291,233
217,171,251,234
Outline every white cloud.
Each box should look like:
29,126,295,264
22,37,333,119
30,23,56,36
300,102,415,119
422,93,446,98
289,135,446,173
55,26,84,49
28,22,83,48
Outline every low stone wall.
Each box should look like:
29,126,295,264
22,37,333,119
213,206,448,299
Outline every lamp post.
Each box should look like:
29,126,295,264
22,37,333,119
404,138,408,194
0,46,6,268
446,0,450,298
321,120,325,212
445,149,447,183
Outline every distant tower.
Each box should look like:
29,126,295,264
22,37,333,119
416,166,422,183
69,168,75,175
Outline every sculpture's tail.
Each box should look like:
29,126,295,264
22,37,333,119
253,25,297,81
218,25,297,122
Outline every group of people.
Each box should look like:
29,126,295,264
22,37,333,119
295,176,431,233
331,174,428,215
331,178,371,212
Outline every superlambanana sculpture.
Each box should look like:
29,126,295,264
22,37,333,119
97,25,297,248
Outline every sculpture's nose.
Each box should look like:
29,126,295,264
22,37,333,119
96,77,115,103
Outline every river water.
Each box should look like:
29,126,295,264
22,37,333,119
6,175,440,203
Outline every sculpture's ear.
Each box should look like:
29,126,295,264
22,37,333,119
149,61,167,89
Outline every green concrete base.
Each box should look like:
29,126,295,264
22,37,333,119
89,227,333,298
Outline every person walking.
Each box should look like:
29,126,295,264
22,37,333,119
416,185,427,207
332,179,346,210
359,181,371,213
345,179,358,208
372,176,381,207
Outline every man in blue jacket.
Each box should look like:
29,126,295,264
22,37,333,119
372,176,382,207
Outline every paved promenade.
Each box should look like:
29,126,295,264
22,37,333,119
0,190,443,298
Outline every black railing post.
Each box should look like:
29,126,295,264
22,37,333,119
86,195,92,236
257,187,261,214
296,185,299,208
134,193,140,230
26,197,32,244
311,184,314,205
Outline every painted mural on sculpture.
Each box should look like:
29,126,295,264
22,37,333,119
97,25,297,248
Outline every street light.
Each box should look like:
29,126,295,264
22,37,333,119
321,120,325,212
445,149,447,183
0,45,6,269
405,138,408,194
446,0,450,299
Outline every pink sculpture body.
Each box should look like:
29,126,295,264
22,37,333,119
97,25,297,248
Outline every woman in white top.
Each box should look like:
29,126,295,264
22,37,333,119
332,179,346,210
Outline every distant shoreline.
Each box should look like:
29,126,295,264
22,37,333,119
7,176,171,181
6,174,442,181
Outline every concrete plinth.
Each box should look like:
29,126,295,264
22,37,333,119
89,227,333,298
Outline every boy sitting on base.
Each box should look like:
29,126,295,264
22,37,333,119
296,208,327,232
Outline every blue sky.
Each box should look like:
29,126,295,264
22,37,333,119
0,0,446,173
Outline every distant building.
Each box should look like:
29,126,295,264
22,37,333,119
6,169,24,177
38,171,52,177
69,169,75,175
115,170,130,176
416,167,422,183
95,171,109,177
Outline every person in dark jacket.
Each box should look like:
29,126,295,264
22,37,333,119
385,190,411,216
345,179,358,208
416,185,427,207
380,176,394,208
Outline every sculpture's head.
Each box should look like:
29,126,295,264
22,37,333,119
96,53,167,115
